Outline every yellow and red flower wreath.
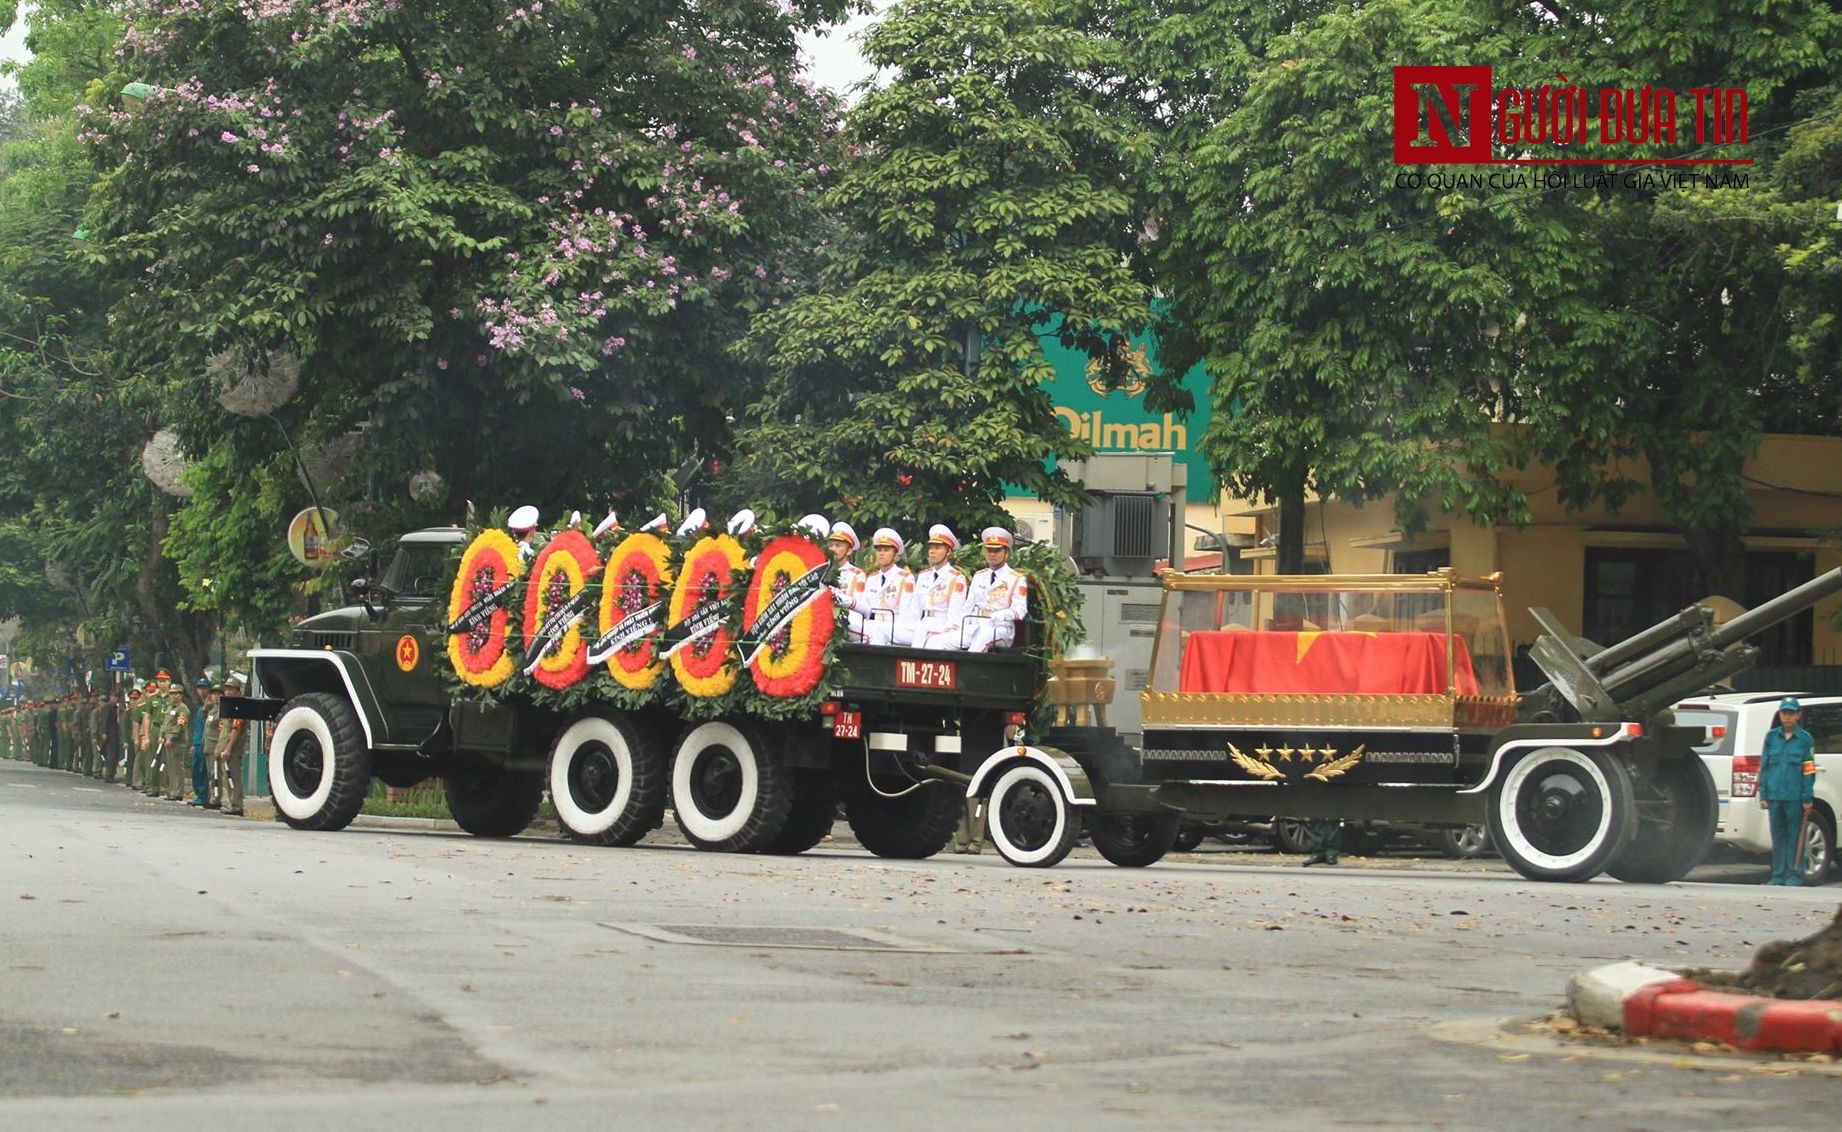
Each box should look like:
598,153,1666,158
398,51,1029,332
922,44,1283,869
447,529,524,688
743,534,834,699
521,530,601,691
668,533,746,698
599,531,673,691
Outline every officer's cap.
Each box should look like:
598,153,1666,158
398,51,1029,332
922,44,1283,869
980,526,1013,549
675,507,708,537
726,508,757,536
827,522,860,551
507,504,540,533
796,513,830,540
926,524,959,551
870,527,903,553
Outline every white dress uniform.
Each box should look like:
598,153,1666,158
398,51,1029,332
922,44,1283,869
904,564,969,648
962,527,1029,652
508,505,541,560
901,525,969,649
828,522,867,637
852,528,913,646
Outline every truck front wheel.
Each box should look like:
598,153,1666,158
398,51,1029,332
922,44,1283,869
548,712,666,847
670,721,791,852
986,763,1079,868
269,693,371,832
1487,746,1635,883
444,765,545,838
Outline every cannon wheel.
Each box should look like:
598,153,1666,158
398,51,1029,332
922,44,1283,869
1487,746,1636,883
1604,757,1718,884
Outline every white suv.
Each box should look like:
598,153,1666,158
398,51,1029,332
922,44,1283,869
1673,692,1840,886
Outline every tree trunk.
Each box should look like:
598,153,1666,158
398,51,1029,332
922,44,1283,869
1695,903,1842,1000
1277,483,1308,575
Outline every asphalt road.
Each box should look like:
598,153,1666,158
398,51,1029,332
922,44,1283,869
3,758,1837,1131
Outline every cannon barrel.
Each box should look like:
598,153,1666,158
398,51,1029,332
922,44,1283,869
1524,566,1842,724
1600,566,1842,704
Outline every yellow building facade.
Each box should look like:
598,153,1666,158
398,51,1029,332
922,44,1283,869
1230,434,1842,665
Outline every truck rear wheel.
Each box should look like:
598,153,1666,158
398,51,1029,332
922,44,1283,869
548,712,666,847
1087,812,1179,867
1604,757,1717,884
670,720,791,852
1487,746,1635,882
269,693,371,832
444,765,544,837
845,781,961,860
760,771,839,855
987,763,1079,868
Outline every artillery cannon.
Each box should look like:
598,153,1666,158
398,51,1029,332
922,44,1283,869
968,567,1842,883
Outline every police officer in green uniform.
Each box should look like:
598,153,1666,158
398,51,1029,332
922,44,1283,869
159,685,190,800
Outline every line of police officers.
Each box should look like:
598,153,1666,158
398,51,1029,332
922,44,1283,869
0,670,249,814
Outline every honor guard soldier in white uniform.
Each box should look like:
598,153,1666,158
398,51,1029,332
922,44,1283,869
902,524,969,649
827,522,867,637
962,526,1028,652
853,527,913,646
508,505,542,559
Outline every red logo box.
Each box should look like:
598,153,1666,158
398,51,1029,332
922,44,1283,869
1393,66,1493,164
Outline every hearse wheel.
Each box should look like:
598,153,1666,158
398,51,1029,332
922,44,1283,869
1087,812,1180,868
444,764,545,838
670,720,791,853
1603,757,1718,884
548,711,667,847
1487,746,1635,883
986,762,1079,868
268,693,371,832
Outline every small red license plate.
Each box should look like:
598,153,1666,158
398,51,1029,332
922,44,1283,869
833,710,863,739
895,659,957,690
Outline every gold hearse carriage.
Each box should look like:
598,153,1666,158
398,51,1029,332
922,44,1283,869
974,568,1752,884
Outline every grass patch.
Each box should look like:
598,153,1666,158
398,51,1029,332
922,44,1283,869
362,778,450,819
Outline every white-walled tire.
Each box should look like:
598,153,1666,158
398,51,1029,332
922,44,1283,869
268,692,370,832
1487,746,1635,883
670,720,791,853
548,711,666,847
986,763,1079,868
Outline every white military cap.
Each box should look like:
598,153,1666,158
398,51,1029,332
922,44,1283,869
926,524,959,550
507,505,540,532
639,512,668,533
980,526,1013,548
870,527,903,552
796,513,830,539
827,522,860,551
675,507,708,537
591,510,621,538
726,508,757,536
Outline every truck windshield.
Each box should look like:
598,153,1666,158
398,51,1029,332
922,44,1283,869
381,543,452,599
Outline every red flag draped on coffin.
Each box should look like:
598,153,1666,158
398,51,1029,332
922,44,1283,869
1179,631,1479,696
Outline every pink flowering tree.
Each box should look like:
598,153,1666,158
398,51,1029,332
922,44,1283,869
79,0,855,551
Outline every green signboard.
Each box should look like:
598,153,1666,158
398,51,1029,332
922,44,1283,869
1034,328,1214,501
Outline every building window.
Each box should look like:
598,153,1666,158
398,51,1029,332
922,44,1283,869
1393,548,1451,575
1583,548,1814,665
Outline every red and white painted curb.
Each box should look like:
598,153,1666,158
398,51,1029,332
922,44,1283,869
1568,961,1842,1053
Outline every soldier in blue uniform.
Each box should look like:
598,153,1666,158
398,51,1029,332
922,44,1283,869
1760,696,1817,886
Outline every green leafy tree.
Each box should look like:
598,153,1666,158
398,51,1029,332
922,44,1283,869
729,0,1151,535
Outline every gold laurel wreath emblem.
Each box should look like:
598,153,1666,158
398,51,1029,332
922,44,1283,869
1227,743,1286,780
1304,744,1366,783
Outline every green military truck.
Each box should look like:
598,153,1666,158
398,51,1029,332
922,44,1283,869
235,527,1091,860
